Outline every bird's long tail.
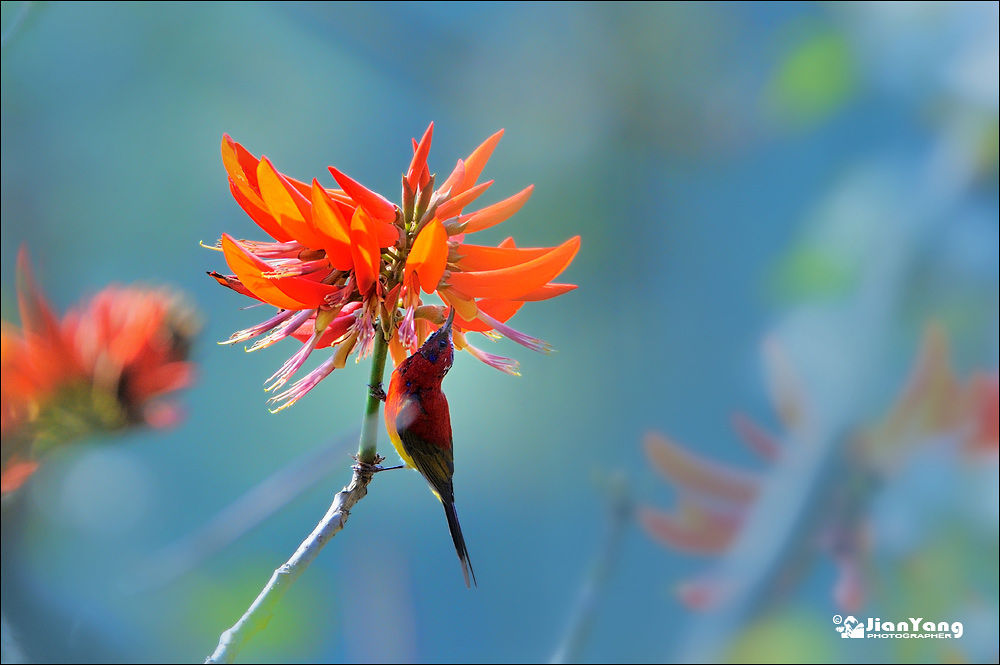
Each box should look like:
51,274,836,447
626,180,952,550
443,501,476,588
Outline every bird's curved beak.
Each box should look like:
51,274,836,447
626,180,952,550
442,308,455,337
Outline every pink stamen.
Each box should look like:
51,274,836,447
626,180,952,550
268,355,338,412
356,323,375,360
463,344,520,376
262,259,329,279
323,283,354,307
352,304,377,360
265,330,322,392
398,307,418,351
240,240,307,258
220,309,297,345
247,309,315,352
476,311,552,354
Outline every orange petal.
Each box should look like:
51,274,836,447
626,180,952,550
963,371,998,454
455,299,523,333
325,188,357,207
456,129,503,195
221,134,262,191
267,275,341,308
1,456,40,494
677,576,731,611
644,431,758,504
208,271,260,300
324,190,362,236
257,157,325,249
477,299,523,323
638,505,737,555
438,159,465,196
349,208,381,295
221,234,306,309
406,122,434,192
460,185,534,234
223,136,313,229
389,331,408,367
445,236,579,300
514,283,577,302
221,235,337,309
228,179,291,243
311,181,354,270
455,241,553,272
435,180,492,220
373,219,400,248
17,249,64,343
222,136,292,242
286,175,314,200
871,323,963,450
406,219,448,293
438,287,478,321
328,166,396,223
128,361,194,403
730,412,782,461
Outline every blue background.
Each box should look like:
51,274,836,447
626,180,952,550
2,2,997,663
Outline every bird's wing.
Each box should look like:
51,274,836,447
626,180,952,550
397,424,455,503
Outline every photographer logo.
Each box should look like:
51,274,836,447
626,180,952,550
833,615,963,639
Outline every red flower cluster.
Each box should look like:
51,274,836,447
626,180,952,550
1,251,197,494
210,123,579,410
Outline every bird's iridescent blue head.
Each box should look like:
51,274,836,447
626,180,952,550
419,308,455,374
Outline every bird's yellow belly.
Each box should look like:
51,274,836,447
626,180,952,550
387,429,417,469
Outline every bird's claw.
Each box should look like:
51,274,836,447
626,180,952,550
351,454,403,474
369,382,386,402
352,453,384,475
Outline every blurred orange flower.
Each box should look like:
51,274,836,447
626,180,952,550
210,123,579,410
864,324,999,461
640,326,997,614
1,250,197,494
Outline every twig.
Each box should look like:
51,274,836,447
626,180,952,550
205,333,390,663
205,461,378,663
550,471,632,664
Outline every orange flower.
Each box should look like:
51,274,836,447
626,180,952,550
864,324,999,460
210,123,579,410
641,327,997,614
1,250,198,494
638,343,862,612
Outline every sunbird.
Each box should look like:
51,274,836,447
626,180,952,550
382,309,476,587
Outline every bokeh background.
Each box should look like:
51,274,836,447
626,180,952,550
2,2,997,663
